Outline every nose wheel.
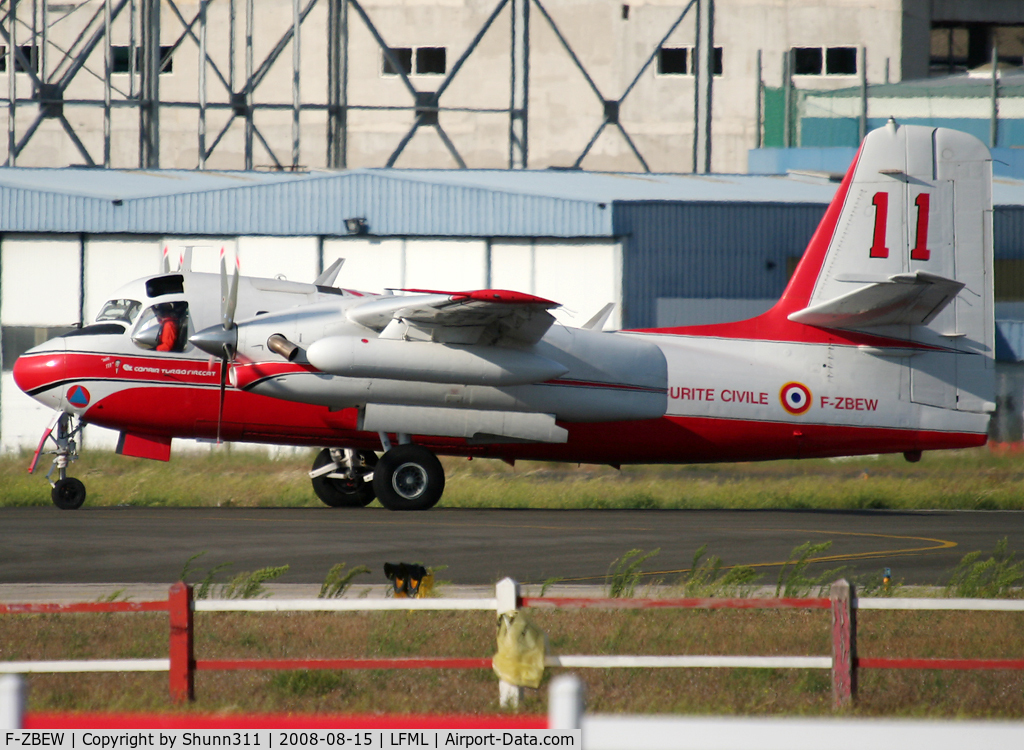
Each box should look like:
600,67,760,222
52,477,87,510
373,444,445,511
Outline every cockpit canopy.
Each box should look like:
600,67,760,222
95,299,142,325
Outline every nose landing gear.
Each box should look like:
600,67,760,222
30,412,87,510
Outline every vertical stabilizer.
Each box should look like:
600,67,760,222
782,122,994,413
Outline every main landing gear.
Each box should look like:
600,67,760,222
309,437,445,511
31,412,87,510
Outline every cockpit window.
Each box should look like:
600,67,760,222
96,299,142,324
131,301,190,353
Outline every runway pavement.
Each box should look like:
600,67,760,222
2,506,1022,589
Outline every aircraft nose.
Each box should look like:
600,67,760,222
12,339,67,401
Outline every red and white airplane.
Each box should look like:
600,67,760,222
13,122,994,510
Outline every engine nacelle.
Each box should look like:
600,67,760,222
306,336,569,387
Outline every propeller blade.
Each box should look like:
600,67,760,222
220,248,240,330
161,246,171,274
217,356,228,444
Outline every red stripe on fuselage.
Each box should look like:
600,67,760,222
78,379,984,463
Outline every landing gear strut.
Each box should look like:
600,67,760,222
33,412,86,510
309,448,378,507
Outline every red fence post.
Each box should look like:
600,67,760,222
830,579,856,709
168,582,195,703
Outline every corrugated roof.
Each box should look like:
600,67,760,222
0,166,1021,238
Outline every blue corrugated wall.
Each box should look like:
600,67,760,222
613,201,827,329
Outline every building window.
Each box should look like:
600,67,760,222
657,46,722,76
826,47,857,75
0,45,40,73
658,47,688,75
106,46,174,75
792,46,857,76
416,47,446,75
930,24,1024,77
383,47,413,76
383,47,447,77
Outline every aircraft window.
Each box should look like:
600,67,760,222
96,299,142,324
146,274,185,298
131,301,190,353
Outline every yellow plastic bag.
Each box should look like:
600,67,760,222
492,610,546,689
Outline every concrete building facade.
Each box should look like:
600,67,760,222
3,0,1024,174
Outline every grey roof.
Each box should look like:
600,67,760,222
0,166,1021,238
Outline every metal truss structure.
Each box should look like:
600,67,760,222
0,0,713,171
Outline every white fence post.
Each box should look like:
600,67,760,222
495,577,523,709
549,674,584,730
0,674,25,729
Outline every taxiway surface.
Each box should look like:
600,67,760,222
2,507,1021,586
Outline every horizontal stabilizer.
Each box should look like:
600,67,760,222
787,271,964,329
360,403,568,443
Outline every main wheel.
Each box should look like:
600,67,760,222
372,445,445,511
311,448,378,508
52,477,86,510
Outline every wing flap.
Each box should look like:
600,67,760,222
348,289,559,345
787,271,965,329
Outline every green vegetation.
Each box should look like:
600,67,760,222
945,538,1024,598
319,563,372,599
4,445,1024,510
180,552,290,600
606,548,661,597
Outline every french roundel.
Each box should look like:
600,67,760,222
66,385,91,408
779,382,811,415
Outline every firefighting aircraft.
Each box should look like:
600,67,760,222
14,122,995,510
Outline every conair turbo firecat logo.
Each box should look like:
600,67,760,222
66,385,91,408
780,382,811,415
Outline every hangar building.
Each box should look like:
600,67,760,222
4,166,1024,451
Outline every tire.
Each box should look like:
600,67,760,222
311,448,378,508
52,477,86,510
372,444,445,511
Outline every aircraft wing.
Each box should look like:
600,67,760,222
787,271,965,330
347,289,560,346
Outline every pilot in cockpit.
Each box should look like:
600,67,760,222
154,303,184,352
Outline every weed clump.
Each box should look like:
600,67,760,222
678,544,760,597
945,538,1024,598
775,541,847,597
606,548,660,598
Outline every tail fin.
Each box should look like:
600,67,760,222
782,120,994,413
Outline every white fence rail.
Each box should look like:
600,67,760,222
548,674,1024,749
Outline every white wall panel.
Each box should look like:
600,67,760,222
491,241,534,293
534,241,622,329
404,240,487,291
323,238,405,294
84,239,162,323
0,372,54,453
237,236,318,283
1,236,81,326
